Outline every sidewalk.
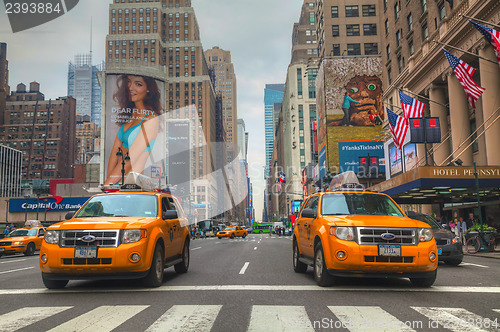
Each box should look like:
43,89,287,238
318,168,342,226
462,245,500,259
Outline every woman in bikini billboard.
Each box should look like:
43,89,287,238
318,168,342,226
104,74,165,185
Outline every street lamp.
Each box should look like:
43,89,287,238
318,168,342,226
116,147,130,185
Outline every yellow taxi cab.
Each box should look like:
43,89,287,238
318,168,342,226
217,226,248,239
293,172,438,287
39,173,191,289
0,222,46,257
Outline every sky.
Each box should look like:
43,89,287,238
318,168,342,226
0,0,304,220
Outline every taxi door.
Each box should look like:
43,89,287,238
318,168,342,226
300,196,318,258
236,226,244,237
35,228,46,250
162,197,180,259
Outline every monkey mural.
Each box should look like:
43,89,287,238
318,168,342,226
328,75,384,127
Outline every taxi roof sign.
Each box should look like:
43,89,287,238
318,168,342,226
121,172,155,192
328,171,362,191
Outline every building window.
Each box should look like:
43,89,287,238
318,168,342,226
409,39,414,55
438,3,445,20
422,23,428,40
364,43,378,55
346,24,360,36
394,2,399,20
396,30,401,47
384,0,387,10
347,43,361,55
385,19,389,35
345,5,359,17
421,0,427,12
331,6,338,18
297,68,303,97
333,44,340,56
407,13,413,31
309,12,315,25
363,24,377,36
332,25,339,37
386,45,391,60
362,5,376,16
388,67,392,85
397,55,403,73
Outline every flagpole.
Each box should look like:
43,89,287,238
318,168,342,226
434,41,498,65
461,14,500,30
398,88,449,108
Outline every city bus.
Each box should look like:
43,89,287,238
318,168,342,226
252,222,273,233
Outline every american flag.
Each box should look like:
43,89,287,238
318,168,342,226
470,20,500,67
399,91,425,119
279,171,286,183
387,108,408,150
443,49,485,108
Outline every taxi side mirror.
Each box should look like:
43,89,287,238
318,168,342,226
301,208,316,219
164,210,178,220
65,211,75,220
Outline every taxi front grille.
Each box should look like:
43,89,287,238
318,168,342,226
60,230,120,248
436,239,449,246
357,227,416,245
364,256,414,263
0,241,12,246
62,258,112,265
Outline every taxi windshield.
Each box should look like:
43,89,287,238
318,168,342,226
7,229,37,237
75,194,158,218
321,193,404,217
224,227,235,231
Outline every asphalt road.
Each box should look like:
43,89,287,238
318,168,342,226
0,234,499,331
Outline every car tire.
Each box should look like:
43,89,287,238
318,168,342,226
42,273,68,289
174,239,190,274
259,230,263,234
143,244,164,288
314,242,335,287
230,233,235,239
293,241,307,273
242,233,246,239
444,258,462,266
410,269,437,287
218,236,222,239
24,243,35,256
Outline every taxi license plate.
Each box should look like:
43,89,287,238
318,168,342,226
438,248,442,255
75,247,97,258
378,244,401,257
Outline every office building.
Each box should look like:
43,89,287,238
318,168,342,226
264,84,285,176
0,144,22,197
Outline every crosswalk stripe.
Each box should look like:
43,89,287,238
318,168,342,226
47,305,148,332
328,306,416,332
146,305,221,332
248,305,314,331
411,307,494,332
0,307,72,332
493,309,500,313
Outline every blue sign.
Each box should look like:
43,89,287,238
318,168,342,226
338,141,385,173
193,204,206,208
319,144,327,179
9,196,90,213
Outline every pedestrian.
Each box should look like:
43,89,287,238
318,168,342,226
3,226,9,236
341,92,359,126
458,217,467,244
465,212,476,230
268,225,272,236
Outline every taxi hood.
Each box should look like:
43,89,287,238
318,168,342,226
3,235,37,242
322,214,430,228
48,217,158,230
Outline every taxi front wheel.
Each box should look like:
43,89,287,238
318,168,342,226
24,243,35,256
42,274,68,289
293,241,307,273
410,270,437,288
143,245,164,288
314,243,335,287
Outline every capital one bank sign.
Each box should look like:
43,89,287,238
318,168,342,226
9,196,90,213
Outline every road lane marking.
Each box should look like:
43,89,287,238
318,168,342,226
254,247,257,250
0,258,28,264
328,306,416,331
2,285,500,295
0,267,34,275
0,306,72,331
248,305,314,332
191,247,202,251
239,262,250,275
411,307,495,332
146,305,221,332
47,305,148,332
461,262,489,268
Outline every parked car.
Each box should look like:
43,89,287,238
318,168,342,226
406,211,463,266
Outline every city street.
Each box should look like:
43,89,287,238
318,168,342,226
0,234,499,331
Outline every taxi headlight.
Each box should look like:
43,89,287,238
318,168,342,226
14,241,26,245
335,227,355,241
122,229,144,244
418,228,433,242
45,230,60,244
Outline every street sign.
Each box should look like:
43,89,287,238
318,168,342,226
151,166,161,179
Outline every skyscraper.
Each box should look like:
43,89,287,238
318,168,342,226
67,54,104,127
264,84,284,176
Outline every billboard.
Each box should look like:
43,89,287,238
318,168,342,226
9,197,90,212
103,74,165,186
403,143,418,171
316,57,383,174
338,141,385,174
389,144,403,177
167,120,191,199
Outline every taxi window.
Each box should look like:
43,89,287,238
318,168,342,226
321,193,404,216
38,228,45,237
75,194,158,218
